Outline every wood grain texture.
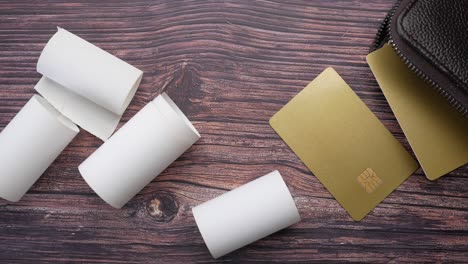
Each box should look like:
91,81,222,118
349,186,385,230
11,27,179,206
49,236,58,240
0,0,466,263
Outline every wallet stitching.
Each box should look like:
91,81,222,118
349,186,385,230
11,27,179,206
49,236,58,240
400,0,468,91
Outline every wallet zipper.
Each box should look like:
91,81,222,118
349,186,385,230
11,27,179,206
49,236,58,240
372,0,468,116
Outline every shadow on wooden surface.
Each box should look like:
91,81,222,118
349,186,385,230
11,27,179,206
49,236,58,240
0,0,466,263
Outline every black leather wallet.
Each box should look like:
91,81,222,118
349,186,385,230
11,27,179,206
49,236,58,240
373,0,468,117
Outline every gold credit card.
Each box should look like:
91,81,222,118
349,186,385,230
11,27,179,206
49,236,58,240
270,68,418,221
367,45,468,180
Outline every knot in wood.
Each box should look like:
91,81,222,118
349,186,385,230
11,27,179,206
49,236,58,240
146,192,179,223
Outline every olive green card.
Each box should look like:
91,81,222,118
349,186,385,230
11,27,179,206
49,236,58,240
270,67,418,221
367,45,468,180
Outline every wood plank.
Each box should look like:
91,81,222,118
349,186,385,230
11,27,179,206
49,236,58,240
0,0,466,263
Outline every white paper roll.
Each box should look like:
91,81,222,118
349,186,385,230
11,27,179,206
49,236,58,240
35,77,120,141
0,95,79,202
192,170,301,259
78,93,200,208
36,27,143,140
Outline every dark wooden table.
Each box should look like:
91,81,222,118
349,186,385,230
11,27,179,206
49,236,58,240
0,1,466,263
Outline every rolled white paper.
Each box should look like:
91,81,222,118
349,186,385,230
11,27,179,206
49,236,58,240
35,77,120,141
36,27,143,140
0,95,79,202
192,170,301,259
79,93,200,208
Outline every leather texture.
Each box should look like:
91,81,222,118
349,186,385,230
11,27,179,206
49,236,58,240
393,0,468,115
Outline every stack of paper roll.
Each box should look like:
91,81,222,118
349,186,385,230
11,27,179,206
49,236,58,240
0,27,301,260
1,28,193,205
